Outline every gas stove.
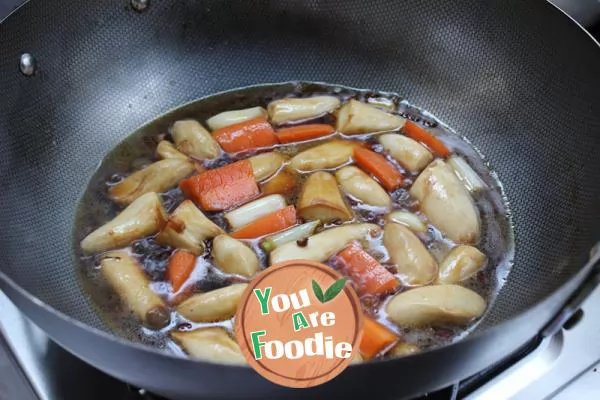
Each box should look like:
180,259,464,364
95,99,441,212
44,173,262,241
1,1,600,399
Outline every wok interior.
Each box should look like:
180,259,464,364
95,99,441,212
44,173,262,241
1,0,599,339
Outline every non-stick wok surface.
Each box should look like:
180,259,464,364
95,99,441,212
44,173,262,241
1,0,600,398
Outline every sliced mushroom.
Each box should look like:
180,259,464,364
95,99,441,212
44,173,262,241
437,245,487,283
270,223,380,264
297,171,352,223
385,211,428,234
335,166,391,208
171,119,221,160
379,133,433,173
109,158,194,205
388,342,420,358
336,100,405,134
171,328,246,365
447,156,487,193
268,96,341,124
156,140,206,173
248,152,287,181
156,140,188,160
289,140,358,172
366,97,396,111
212,235,260,277
156,140,205,173
100,251,170,329
384,222,438,285
386,285,486,327
155,200,224,255
177,284,247,322
410,160,480,244
206,106,268,131
81,192,166,254
261,169,300,197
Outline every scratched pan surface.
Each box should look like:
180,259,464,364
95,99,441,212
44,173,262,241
0,0,599,399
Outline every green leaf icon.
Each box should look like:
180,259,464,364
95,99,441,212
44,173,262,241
312,277,348,304
312,279,325,303
323,277,348,303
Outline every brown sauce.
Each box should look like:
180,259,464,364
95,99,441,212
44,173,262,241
72,83,514,360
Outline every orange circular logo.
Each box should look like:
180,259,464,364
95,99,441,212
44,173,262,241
235,260,363,388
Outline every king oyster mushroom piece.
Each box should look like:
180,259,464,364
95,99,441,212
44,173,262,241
289,140,359,172
410,160,481,244
379,133,433,173
171,119,221,160
177,284,247,322
109,158,194,205
155,200,224,255
388,342,421,358
270,223,381,264
335,166,392,209
437,245,487,283
386,284,486,327
100,251,170,330
383,222,438,285
248,152,287,181
336,99,405,134
171,328,246,365
267,96,341,124
385,210,428,234
297,171,353,223
156,140,188,160
212,235,260,277
81,192,166,254
206,106,268,131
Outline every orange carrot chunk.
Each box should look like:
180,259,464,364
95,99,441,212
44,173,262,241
211,117,278,153
353,147,404,191
275,124,336,144
179,159,259,211
231,205,297,239
167,250,197,292
360,317,399,359
337,242,399,295
403,121,450,158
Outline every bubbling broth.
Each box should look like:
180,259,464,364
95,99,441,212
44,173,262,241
72,83,514,363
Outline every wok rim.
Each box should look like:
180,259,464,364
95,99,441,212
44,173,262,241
0,0,598,385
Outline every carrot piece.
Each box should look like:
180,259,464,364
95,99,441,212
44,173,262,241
353,147,404,191
231,206,297,239
360,317,399,359
261,170,299,197
167,250,197,292
275,124,336,144
403,121,450,158
179,160,259,211
211,117,278,153
337,242,399,295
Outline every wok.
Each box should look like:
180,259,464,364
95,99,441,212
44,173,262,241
1,0,600,399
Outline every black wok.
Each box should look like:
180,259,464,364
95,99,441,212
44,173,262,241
1,0,600,399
